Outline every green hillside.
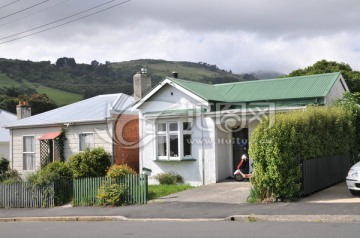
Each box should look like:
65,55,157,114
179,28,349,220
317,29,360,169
0,58,257,107
0,72,82,106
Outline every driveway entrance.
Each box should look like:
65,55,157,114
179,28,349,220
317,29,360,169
152,179,251,204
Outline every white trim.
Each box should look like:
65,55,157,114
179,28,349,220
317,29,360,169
5,119,108,129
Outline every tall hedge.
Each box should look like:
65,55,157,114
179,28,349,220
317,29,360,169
249,106,355,201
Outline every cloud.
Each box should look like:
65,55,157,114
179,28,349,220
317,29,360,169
1,0,360,74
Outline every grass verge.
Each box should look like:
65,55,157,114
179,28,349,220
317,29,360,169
148,184,193,200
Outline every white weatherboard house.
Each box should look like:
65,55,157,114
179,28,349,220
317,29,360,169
0,109,16,160
5,94,135,176
133,72,349,186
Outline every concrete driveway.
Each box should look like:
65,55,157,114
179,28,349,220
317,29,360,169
152,179,251,204
152,180,360,204
300,182,360,203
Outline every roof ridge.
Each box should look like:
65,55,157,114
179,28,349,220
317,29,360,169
214,72,341,86
167,77,216,87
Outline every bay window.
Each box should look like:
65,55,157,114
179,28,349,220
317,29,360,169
156,121,193,160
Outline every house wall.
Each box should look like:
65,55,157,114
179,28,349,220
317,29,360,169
138,84,217,186
140,114,216,186
63,123,113,159
11,126,61,175
0,142,9,160
326,77,348,104
10,122,113,175
138,83,271,186
139,84,204,112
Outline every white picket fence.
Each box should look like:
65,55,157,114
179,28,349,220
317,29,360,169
0,182,54,208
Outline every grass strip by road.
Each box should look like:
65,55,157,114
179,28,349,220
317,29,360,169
148,184,193,200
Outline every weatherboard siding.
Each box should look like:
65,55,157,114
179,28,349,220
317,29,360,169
63,123,113,159
10,122,113,174
0,142,9,160
11,127,62,174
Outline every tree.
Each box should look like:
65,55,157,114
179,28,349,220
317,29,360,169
285,60,360,92
28,93,57,115
0,96,18,113
55,57,77,68
91,60,99,67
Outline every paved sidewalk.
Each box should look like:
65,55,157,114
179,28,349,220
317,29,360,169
1,180,360,222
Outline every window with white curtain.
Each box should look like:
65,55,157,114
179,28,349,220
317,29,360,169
79,133,94,151
23,136,35,170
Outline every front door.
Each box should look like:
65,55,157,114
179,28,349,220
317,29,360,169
232,128,249,171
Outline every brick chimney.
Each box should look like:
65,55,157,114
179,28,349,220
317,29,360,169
133,68,151,101
16,101,31,120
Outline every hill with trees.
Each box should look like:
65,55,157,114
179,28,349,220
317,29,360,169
2,58,359,115
0,57,257,114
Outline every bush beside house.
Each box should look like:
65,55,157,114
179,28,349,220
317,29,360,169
67,147,112,178
0,157,21,184
250,105,357,201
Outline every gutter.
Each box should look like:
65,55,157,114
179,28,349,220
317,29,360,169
203,106,306,117
5,119,108,130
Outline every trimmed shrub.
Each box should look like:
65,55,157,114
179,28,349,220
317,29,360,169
250,106,355,201
67,147,112,178
96,181,127,206
154,172,183,185
106,164,136,178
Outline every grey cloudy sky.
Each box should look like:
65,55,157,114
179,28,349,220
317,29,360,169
1,0,360,74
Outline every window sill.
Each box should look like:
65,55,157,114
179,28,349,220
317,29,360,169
155,157,196,162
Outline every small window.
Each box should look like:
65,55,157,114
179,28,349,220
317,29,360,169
157,123,166,132
23,136,35,170
183,134,192,157
79,133,94,151
157,135,167,156
183,122,192,131
169,135,179,157
169,123,178,131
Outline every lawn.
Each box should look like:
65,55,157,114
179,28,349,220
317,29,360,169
148,184,193,200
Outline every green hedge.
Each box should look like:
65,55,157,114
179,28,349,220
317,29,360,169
249,106,356,201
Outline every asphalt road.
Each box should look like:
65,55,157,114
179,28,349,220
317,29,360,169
1,221,359,238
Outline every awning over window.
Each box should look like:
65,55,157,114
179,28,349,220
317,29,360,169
38,131,61,140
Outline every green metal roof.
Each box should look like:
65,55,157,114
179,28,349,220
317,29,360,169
167,72,341,103
169,78,226,101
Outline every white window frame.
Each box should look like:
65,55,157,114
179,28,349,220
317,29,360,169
23,135,35,171
155,120,193,161
79,132,94,151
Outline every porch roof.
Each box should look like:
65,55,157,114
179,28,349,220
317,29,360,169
38,131,61,140
168,72,342,103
